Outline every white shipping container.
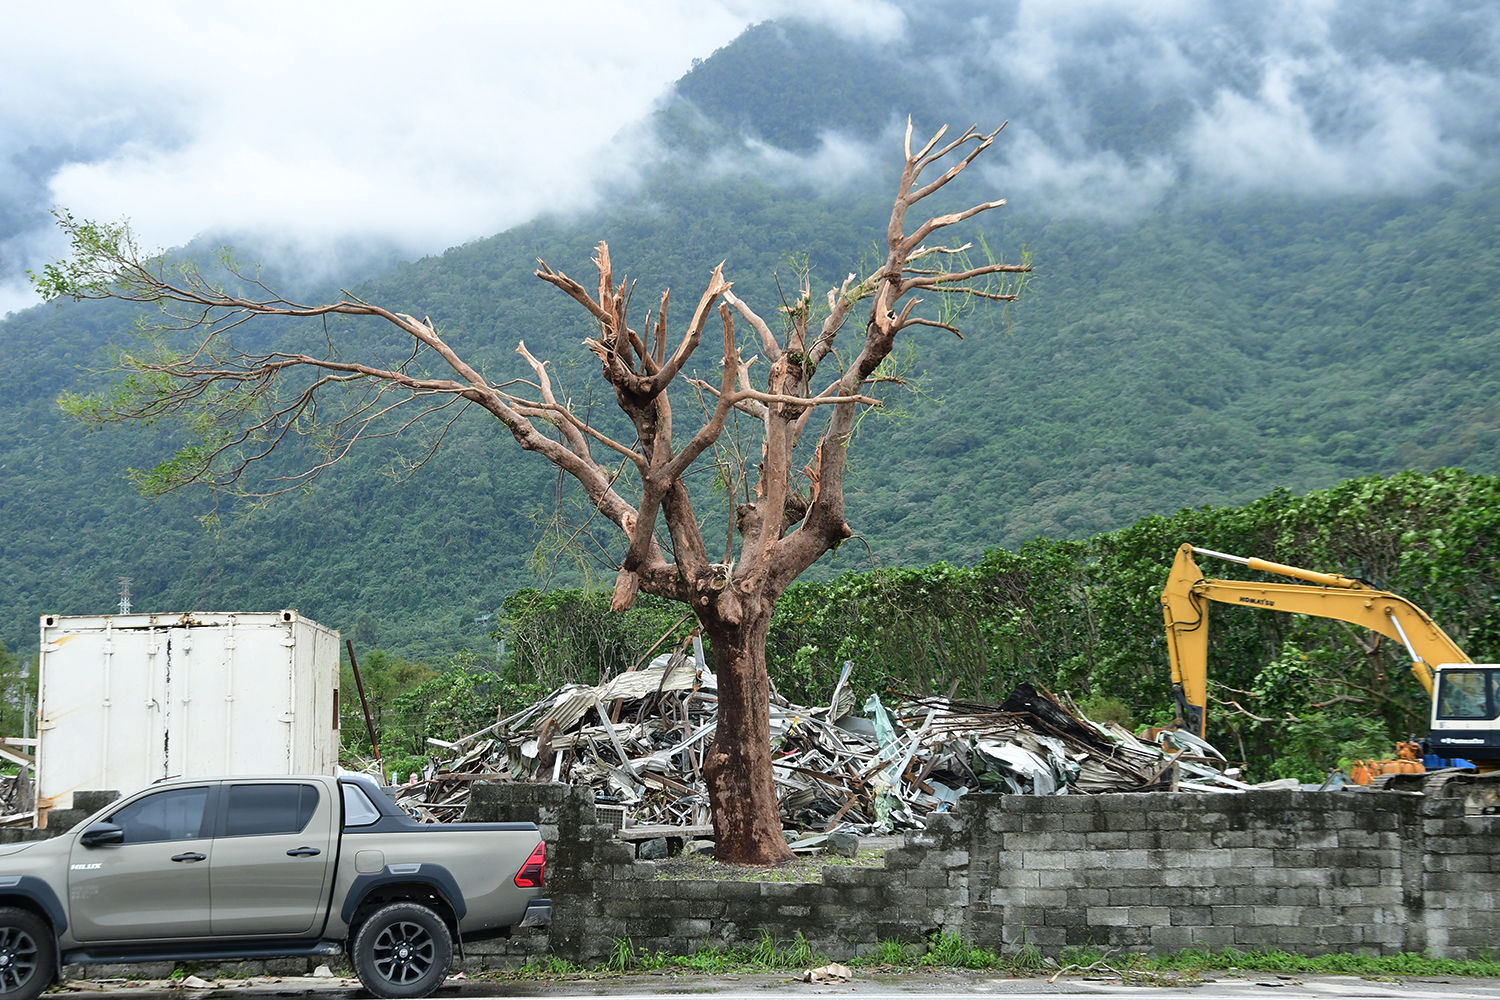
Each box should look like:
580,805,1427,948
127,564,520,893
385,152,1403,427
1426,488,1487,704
35,610,340,825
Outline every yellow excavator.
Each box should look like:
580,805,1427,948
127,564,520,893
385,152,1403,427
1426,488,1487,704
1160,542,1500,771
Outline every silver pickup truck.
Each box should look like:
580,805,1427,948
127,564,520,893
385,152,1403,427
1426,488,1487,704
0,773,550,999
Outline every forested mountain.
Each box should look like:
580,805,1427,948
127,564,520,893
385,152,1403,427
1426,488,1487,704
2,4,1498,666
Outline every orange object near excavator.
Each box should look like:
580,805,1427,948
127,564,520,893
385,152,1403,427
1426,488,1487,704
1160,542,1500,775
1350,741,1426,784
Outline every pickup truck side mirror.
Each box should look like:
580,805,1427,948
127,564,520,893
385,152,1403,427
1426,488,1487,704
80,822,125,847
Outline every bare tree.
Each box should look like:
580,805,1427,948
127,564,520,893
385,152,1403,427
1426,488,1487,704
35,120,1029,864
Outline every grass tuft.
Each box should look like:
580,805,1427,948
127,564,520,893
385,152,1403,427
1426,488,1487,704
503,939,1500,982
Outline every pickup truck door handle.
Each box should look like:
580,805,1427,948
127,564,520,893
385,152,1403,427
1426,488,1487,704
171,852,207,863
286,847,322,857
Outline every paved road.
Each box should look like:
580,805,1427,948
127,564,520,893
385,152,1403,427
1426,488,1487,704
52,971,1500,1000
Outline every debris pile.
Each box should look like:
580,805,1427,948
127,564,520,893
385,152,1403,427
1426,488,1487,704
387,655,1243,830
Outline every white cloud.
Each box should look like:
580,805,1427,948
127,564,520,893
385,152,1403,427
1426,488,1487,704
0,0,913,316
716,128,890,191
998,130,1179,223
720,0,906,43
4,0,1496,312
0,1,771,315
1184,53,1479,196
930,0,1500,219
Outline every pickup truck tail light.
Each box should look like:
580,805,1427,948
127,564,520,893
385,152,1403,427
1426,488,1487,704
514,842,546,887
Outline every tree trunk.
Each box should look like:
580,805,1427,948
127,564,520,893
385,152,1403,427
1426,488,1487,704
700,613,794,866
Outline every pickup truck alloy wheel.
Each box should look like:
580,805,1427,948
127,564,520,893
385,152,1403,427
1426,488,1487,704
352,902,452,1000
0,908,53,1000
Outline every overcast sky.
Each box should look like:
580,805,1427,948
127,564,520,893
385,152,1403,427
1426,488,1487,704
0,0,898,317
5,0,1497,318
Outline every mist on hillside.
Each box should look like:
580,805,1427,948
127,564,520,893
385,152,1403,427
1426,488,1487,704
670,0,1500,220
4,1,1497,315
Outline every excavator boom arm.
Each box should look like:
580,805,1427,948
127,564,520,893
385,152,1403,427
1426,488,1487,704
1161,542,1470,737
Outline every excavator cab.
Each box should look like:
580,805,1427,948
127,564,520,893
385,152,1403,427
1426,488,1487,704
1429,665,1500,764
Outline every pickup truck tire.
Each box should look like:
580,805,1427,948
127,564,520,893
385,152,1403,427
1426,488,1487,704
351,902,452,1000
0,907,54,1000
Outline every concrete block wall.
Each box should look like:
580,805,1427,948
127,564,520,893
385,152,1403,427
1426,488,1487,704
466,781,1499,965
941,790,1432,955
1419,797,1500,954
462,782,969,966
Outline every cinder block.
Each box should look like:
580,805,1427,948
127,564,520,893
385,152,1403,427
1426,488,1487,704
922,887,968,910
1053,812,1103,835
900,869,955,889
1337,905,1382,926
1228,847,1274,868
756,880,808,900
1354,886,1403,908
1296,831,1339,850
924,812,962,836
670,880,727,901
1271,887,1322,908
985,811,1023,834
1245,867,1308,889
1041,905,1086,928
882,847,921,871
1146,886,1201,908
1169,905,1211,925
989,868,1041,890
1001,904,1046,933
1150,925,1199,951
1420,800,1464,819
1441,854,1494,874
1188,925,1236,950
1161,865,1216,888
1422,863,1464,885
1035,867,1088,889
1437,927,1500,953
1419,909,1471,930
1024,925,1068,949
1461,815,1500,836
1081,867,1130,888
1020,851,1069,871
1107,887,1157,907
1336,829,1385,849
1335,867,1381,887
1213,830,1254,849
1025,888,1070,907
1085,906,1130,926
926,848,971,870
1248,904,1302,927
679,898,728,919
1360,924,1405,950
1126,905,1169,926
1273,849,1318,868
1210,904,1253,926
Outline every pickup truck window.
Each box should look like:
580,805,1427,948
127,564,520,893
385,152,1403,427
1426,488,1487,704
108,786,209,844
224,783,320,836
341,781,382,827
